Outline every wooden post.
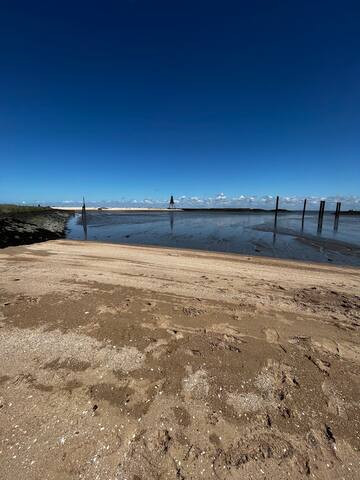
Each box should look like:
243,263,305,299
81,196,88,240
334,201,341,231
274,196,279,230
301,199,307,230
317,200,325,233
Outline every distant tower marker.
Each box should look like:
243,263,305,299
169,195,175,209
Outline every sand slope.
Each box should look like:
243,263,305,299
0,240,359,479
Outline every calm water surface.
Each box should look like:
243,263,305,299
66,211,360,266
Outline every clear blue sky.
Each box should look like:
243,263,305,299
0,0,359,205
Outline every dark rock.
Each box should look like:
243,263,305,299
0,209,73,248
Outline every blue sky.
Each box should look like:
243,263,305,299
0,1,359,207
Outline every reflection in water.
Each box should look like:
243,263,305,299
273,209,278,245
169,211,174,233
82,223,88,240
272,231,277,245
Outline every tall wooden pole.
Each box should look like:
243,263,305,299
317,200,325,233
334,201,341,231
301,199,307,230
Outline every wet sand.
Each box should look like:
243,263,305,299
0,240,359,479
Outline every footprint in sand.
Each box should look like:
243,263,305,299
322,379,348,418
182,306,204,317
264,328,279,343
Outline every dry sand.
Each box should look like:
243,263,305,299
0,240,359,479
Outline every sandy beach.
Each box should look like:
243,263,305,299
0,240,359,479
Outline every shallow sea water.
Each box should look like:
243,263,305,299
66,211,360,266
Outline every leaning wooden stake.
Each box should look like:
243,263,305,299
301,199,307,230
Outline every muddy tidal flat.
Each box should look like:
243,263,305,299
0,240,360,479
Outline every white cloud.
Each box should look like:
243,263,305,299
215,192,227,201
52,194,360,210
